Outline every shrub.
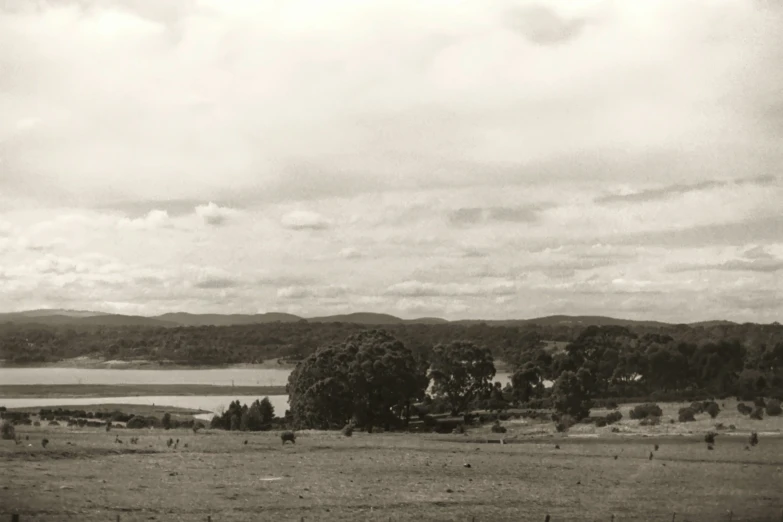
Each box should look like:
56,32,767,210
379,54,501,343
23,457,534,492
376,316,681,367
749,431,759,446
555,415,575,433
162,413,172,430
737,403,753,416
704,432,717,444
690,401,705,414
341,423,354,437
750,407,764,420
605,411,623,425
678,407,697,422
47,421,59,426
754,397,766,408
192,422,204,434
630,403,663,420
704,402,720,419
765,399,782,416
452,424,466,434
639,416,661,426
594,417,607,428
490,421,507,434
126,416,150,429
33,421,41,427
1,421,15,440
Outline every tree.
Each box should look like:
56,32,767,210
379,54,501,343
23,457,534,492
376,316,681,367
259,397,275,426
230,414,240,431
511,362,542,403
287,330,429,431
551,369,593,420
429,341,496,416
161,412,172,430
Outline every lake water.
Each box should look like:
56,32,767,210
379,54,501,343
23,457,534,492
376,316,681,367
0,367,512,420
0,367,292,386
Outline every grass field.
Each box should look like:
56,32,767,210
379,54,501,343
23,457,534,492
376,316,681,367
2,403,782,522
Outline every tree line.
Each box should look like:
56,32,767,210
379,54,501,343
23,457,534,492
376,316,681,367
285,326,783,430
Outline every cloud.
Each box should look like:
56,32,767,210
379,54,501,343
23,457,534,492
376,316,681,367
117,209,170,230
280,210,331,231
195,202,236,226
595,175,779,204
385,280,517,298
504,4,593,46
449,205,545,227
668,247,783,273
277,285,348,299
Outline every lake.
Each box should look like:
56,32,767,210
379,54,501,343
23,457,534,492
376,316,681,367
0,367,513,420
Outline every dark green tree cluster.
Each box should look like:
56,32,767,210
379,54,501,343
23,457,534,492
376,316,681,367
287,330,429,431
210,397,275,431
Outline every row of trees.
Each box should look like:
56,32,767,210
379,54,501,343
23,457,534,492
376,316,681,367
2,320,781,368
287,326,783,429
209,397,276,431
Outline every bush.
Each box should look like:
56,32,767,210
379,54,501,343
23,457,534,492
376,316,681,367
605,411,623,425
594,417,607,428
1,421,15,440
765,399,782,416
750,407,764,420
704,402,720,419
749,431,759,446
47,421,59,426
737,403,753,416
555,415,575,433
678,407,697,422
753,397,766,408
341,423,354,437
704,432,717,444
630,403,663,420
126,416,150,429
690,401,705,414
490,421,507,434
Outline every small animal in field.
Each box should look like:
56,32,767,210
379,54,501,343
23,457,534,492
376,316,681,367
244,440,248,445
554,444,560,449
41,438,49,448
167,438,173,448
281,431,296,445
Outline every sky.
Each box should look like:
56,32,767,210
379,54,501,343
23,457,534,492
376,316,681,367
0,0,781,323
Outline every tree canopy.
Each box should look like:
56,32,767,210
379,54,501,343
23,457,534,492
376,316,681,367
429,341,496,416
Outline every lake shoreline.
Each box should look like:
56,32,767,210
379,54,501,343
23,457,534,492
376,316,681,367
0,384,287,398
0,357,298,371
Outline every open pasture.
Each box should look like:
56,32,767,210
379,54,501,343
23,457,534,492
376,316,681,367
2,424,782,522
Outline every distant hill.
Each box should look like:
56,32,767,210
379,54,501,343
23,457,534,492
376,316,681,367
0,309,761,328
156,312,303,326
307,313,405,325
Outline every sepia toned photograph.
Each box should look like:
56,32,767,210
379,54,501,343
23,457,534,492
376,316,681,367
1,1,782,520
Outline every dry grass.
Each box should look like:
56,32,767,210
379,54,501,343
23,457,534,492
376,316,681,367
2,418,782,522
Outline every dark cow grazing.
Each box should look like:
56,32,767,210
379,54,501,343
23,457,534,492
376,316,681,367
281,431,296,445
41,438,49,448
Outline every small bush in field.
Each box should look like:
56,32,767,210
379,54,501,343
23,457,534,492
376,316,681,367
704,432,717,444
704,402,720,419
690,401,705,414
749,432,759,446
491,421,507,434
555,415,575,433
594,417,607,427
341,423,354,437
630,403,663,420
605,411,623,425
750,407,764,420
737,403,753,415
753,397,766,408
678,407,696,422
765,399,782,416
1,421,15,440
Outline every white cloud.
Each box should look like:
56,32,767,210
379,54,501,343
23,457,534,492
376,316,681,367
280,210,331,230
118,209,170,230
194,202,236,226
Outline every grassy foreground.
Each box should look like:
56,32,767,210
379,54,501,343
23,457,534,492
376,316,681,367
1,422,782,521
0,384,287,398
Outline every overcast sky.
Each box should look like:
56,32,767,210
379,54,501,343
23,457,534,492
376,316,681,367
1,0,781,322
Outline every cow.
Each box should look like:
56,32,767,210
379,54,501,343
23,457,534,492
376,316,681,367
281,431,296,445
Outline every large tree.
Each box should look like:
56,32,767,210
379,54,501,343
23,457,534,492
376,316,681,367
429,341,496,416
286,330,429,431
551,368,594,420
